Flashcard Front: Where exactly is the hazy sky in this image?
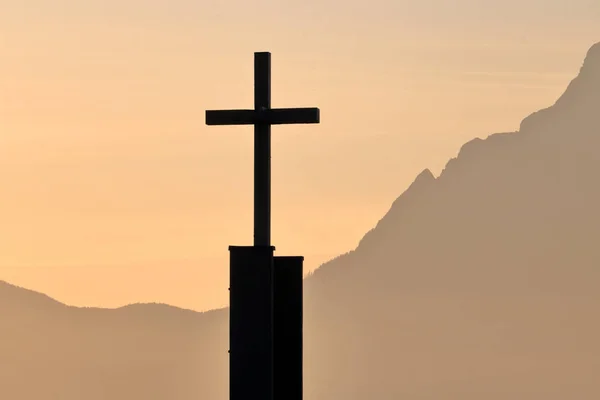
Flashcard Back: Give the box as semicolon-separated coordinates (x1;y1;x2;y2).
0;0;598;311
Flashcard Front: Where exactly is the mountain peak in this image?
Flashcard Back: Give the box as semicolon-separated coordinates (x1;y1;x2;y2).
581;41;600;72
382;168;436;218
411;168;436;187
354;168;436;252
519;41;600;135
557;41;600;101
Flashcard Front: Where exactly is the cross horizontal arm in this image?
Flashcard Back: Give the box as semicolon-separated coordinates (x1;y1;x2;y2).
267;108;320;125
206;110;256;125
206;108;320;126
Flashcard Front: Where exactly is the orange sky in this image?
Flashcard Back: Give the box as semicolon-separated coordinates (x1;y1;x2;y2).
0;0;598;311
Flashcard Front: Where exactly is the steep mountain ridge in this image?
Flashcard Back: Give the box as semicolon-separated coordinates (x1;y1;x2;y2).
309;41;600;298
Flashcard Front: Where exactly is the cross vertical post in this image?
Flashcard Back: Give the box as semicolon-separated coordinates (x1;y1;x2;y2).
254;52;271;247
205;51;320;400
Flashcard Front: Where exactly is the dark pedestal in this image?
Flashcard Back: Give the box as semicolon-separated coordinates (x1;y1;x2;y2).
229;246;275;400
273;256;304;400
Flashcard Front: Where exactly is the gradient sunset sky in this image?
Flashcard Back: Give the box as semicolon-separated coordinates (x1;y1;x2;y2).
1;0;598;311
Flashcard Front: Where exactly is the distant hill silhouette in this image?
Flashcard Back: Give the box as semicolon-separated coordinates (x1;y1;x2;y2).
2;42;600;399
0;280;229;399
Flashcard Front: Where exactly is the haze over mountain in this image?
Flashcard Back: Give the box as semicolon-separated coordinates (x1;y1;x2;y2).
2;42;600;399
4;0;597;311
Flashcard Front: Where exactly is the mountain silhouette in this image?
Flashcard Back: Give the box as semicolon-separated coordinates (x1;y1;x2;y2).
2;41;600;399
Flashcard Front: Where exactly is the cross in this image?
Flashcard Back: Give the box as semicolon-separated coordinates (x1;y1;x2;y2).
206;52;320;247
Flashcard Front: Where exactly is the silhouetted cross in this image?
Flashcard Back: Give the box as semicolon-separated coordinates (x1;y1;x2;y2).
206;52;320;247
